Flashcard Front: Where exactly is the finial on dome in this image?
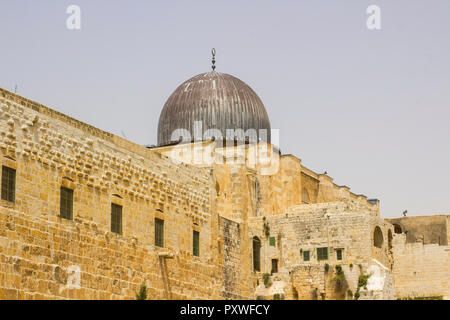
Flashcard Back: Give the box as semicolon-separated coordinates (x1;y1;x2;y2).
211;48;216;71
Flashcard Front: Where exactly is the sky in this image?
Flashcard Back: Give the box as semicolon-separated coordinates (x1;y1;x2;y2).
0;0;449;218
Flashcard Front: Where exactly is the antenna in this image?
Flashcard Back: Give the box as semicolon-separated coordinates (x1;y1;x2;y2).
14;84;18;94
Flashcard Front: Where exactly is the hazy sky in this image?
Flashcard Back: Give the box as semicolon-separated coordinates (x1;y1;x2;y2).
1;0;449;218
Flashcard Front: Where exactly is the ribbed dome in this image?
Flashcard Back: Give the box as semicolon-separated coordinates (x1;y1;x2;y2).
157;71;271;146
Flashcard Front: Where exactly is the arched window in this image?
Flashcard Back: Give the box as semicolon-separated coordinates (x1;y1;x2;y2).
373;226;384;248
393;224;402;234
253;237;261;272
302;188;310;204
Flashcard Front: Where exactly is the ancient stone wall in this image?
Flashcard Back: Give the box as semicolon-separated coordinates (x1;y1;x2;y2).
0;88;228;299
248;201;394;299
387;215;449;245
392;234;450;299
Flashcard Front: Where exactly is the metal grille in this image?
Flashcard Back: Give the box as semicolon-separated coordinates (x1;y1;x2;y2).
111;204;122;234
193;231;200;257
60;187;73;220
317;247;328;261
1;166;15;203
155;218;164;247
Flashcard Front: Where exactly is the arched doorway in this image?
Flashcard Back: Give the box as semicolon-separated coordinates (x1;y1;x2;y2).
253;237;261;272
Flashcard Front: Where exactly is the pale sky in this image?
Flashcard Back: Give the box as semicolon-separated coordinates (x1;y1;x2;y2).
1;0;449;218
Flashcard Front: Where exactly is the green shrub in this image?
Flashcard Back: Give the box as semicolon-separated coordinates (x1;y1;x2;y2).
347;289;353;298
135;282;147;300
263;273;272;288
358;274;370;290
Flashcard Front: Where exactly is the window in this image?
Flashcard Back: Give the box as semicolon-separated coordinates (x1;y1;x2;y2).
303;250;310;262
155;218;164;247
60;187;73;220
269;237;276;246
271;259;278;274
1;166;16;203
193;230;200;257
253;237;261;272
111;204;122;234
373;226;384;248
317;247;328;261
336;249;343;261
393;224;402;234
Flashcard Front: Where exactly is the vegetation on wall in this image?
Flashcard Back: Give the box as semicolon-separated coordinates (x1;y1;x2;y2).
263;273;272;288
354;273;371;300
135;282;148;300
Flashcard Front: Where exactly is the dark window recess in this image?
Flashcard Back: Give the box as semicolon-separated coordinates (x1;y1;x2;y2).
253;237;261;272
269;237;276;246
317;247;328;261
193;230;200;257
1;166;16;203
336;249;343;261
111;204;122;234
271;259;278;274
60;187;73;220
303;250;310;262
155;218;164;247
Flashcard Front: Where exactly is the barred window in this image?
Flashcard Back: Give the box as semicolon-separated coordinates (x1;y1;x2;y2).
111;204;122;234
155;218;164;247
336;249;343;261
1;166;16;203
60;187;73;220
193;230;200;257
317;247;328;261
303;250;310;262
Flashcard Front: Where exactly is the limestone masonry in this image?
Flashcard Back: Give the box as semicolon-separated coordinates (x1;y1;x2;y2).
0;70;448;300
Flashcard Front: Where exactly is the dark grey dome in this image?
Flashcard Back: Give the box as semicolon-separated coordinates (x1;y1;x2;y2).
157;71;271;146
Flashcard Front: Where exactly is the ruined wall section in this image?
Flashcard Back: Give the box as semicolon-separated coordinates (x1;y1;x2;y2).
0;88;226;299
248;201;394;299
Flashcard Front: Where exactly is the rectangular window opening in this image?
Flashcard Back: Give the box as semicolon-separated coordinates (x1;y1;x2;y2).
317;247;328;261
271;259;278;274
155;218;164;247
1;166;16;203
336;248;343;261
193;230;200;257
303;250;310;262
111;203;122;234
60;187;74;220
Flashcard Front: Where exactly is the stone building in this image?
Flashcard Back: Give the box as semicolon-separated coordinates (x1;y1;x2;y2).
0;67;448;300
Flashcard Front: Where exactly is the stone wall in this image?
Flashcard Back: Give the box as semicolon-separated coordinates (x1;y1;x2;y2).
392;234;450;299
248;201;394;299
0;87;230;299
387;215;449;245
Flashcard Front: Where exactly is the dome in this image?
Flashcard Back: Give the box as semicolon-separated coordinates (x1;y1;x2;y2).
157;71;271;146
